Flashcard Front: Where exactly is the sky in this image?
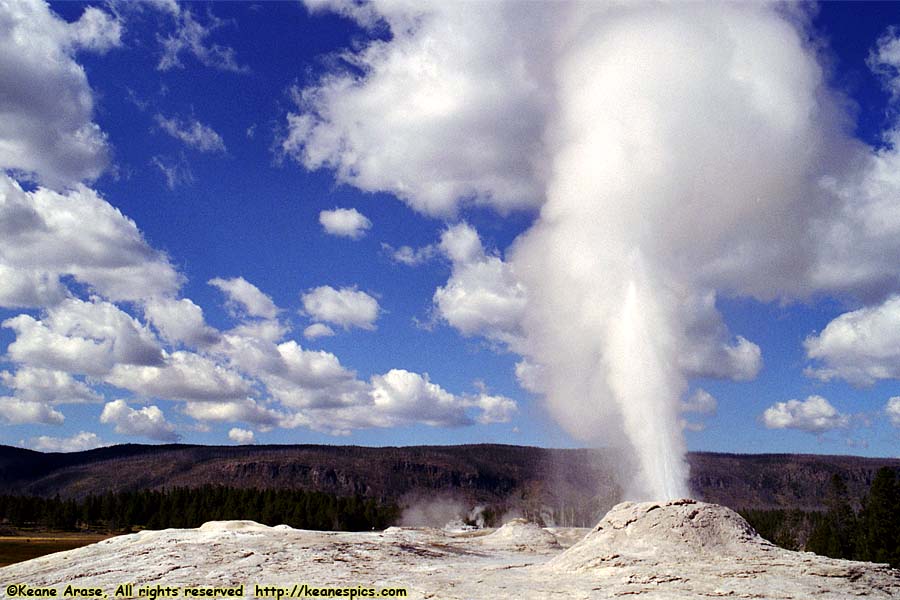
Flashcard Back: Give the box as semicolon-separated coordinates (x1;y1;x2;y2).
1;1;900;469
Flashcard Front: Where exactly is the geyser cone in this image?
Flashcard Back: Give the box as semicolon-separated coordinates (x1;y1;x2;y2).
549;499;771;572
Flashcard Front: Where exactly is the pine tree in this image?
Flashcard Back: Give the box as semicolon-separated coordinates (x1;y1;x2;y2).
858;467;899;566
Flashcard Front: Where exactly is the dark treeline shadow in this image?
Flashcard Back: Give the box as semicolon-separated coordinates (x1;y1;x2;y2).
741;466;900;568
0;486;400;533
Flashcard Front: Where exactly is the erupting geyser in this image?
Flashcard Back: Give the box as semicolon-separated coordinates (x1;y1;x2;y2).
509;3;842;500
289;1;877;501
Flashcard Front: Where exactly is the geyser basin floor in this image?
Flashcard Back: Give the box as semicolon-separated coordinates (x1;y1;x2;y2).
2;501;897;599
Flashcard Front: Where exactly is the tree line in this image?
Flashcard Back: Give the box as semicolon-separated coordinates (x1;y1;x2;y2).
0;486;400;532
741;466;900;567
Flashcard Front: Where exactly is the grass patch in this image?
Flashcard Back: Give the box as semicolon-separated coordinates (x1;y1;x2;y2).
0;532;114;568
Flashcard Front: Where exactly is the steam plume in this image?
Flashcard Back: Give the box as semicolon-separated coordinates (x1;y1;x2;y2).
289;2;889;499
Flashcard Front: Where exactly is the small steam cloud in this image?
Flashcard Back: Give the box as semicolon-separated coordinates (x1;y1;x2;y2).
289;2;900;500
399;497;471;529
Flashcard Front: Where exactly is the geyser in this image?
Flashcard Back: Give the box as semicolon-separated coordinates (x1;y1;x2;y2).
508;3;838;500
288;1;873;501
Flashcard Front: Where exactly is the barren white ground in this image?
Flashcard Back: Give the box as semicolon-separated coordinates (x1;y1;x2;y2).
2;500;898;599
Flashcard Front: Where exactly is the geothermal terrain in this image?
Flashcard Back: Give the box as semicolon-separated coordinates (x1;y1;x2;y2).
3;445;899;599
2;499;897;600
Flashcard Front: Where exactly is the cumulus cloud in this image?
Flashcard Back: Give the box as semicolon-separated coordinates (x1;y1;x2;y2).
468;390;518;425
157;6;247;73
283;1;552;216
369;369;471;427
258;340;366;409
279;369;517;434
319;207;372;239
4;298;163;376
680;389;717;416
0;0;118;187
100;399;179;441
183;399;282;428
209;276;280;320
228;427;254;444
0;396;64;425
679;389;717;433
68;6;122;53
805;296;900;385
886;397;900;427
214;323;515;434
143;297;220;347
382;243;436;267
433;223;525;347
105;350;252;402
0;367;101;404
30;431;104;452
762;396;850;434
155;114;226;153
301;285;379;331
0;176;182;303
226;319;289;344
303;323;335;340
367;370;516;428
869;27;900;103
0;265;66;309
678;293;762;382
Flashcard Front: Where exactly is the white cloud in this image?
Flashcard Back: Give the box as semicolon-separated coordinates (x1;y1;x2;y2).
4;298;163;376
183;399;282;428
513;359;544;394
30;431;105;453
805;296;900;385
678;292;762;382
0;176;183;303
100;399;179;441
680;420;706;433
0;396;64;425
227;319;289;344
209;276;279;320
319;207;372;239
762;396;850;434
368;369;517;428
157;7;247;73
143;297;220;347
215;324;515;434
284;2;551;216
228;427;254;444
678;389;717;434
105;350;252;402
0;367;101;404
68;6;122;53
433;223;525;346
151;154;194;189
155;114;226;153
886;397;900;427
301;285;379;331
0;0;117;187
382;243;436;267
680;389;717;416
0;265;66;309
303;323;335;340
370;369;471;427
262;340;365;409
869;27;900;103
468;391;517;425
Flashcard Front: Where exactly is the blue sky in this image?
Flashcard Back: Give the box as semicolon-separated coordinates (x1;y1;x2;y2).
2;1;900;466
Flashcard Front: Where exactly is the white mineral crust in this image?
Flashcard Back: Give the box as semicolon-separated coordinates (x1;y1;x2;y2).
2;500;898;599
